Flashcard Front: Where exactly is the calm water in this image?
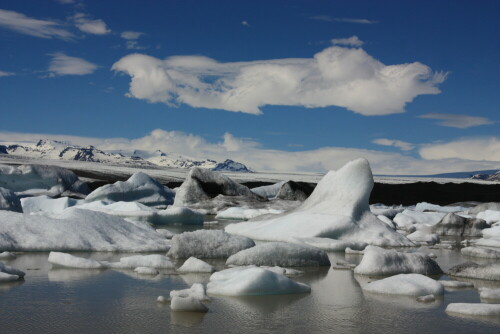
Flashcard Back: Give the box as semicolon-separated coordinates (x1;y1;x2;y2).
1;222;500;333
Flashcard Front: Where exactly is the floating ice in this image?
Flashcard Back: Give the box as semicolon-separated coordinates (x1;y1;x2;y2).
293;237;367;252
275;181;315;201
177;257;215;273
461;247;500;259
370;204;405;219
469;202;500;215
377;215;396;229
134;267;159;275
406;230;440;245
0;187;21;212
439;280;474;289
156;229;175;239
226;159;413;247
0;164;88;197
215;207;284;220
479;288;500;301
354;246;443;276
207;266;311;296
108;254;174;269
170;283;209;301
171;296;208;312
416;294;436;303
150;207;204;225
173;167;262;207
0;251;16;260
226;242;330;267
251;181;286;199
167;230;255;259
85;172;174;207
393;210;446;231
48;252;105;269
446;303;500;317
448;262;500;281
0;272;20;282
0;261;25;278
414;202;467;213
21;196;80;214
477;210;500;225
432;213;487;237
363;274;444;296
0;208;170;252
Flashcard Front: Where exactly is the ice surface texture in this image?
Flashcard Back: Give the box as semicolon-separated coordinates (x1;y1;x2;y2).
363;274;444;296
447;262;500;281
177;257;215;273
0;187;21;212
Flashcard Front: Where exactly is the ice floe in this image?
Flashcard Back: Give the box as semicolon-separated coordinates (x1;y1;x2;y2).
251;181;286;199
21;195;80;214
432;213;487;237
469;202;500;215
292;237;367;252
446;303;500;317
0;187;21;212
0;251;16;260
134;267;159;275
226;242;330;267
363;274;444;296
354;246;443;276
207;266;310;296
48;252;106;269
167;230;255;259
215;207;284;220
0;208;170;252
177;257;215;273
85;172;174;207
479;288;500;302
461;247;500;259
414;202;468;213
107;254;175;269
393;209;446;231
226;159;413;247
448;262;500;281
439;280;474;289
0;261;25;279
406;230;440;245
477;210;500;225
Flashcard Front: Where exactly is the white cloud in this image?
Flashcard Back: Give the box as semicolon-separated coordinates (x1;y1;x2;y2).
310;16;378;24
0;9;73;39
331;36;364;47
420;137;500;162
241;21;250;26
47;53;97;76
418;113;495;128
0;70;15;77
121;31;143;40
372;138;414;151
1;130;499;175
125;40;148;50
72;13;110;35
54;0;75;4
112;46;446;116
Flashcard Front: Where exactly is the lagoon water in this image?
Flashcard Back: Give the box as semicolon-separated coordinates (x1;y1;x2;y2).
1;222;500;334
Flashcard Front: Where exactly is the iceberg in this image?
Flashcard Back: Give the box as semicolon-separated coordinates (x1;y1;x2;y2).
206;266;311;296
0;261;25;279
432;213;487;237
0;164;88;197
363;274;444;296
177;257;215;273
354;246;443;276
477;210;500;225
0;187;21;212
479;288;500;302
85;172;175;207
461;247;500;259
225;159;413;247
439;280;474;289
226;242;330;267
0;208;170;252
167;230;255;259
21;196;80;214
251;181;286;199
447;262;500;281
48;252;106;269
170;283;209;301
393;210;446;231
446;303;500;317
171;296;209;313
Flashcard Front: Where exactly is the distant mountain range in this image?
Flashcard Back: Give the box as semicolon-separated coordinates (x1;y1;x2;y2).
0;139;252;172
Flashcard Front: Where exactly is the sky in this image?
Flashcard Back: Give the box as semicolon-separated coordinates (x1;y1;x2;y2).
0;0;499;174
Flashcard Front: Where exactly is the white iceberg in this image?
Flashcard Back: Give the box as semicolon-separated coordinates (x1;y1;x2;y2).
167;230;255;259
370;204;405;219
447;262;500;281
363;274;444;296
446;303;500;317
0;164;88;197
85;172;174;207
354;246;443;276
156;229;175;239
469;203;500;215
406;230;440;245
432;213;487;237
226;159;413;247
21;195;80;214
48;252;106;269
107;254;174;269
215;207;284;221
461;247;500;259
206;266;310;296
171;296;208;313
0;272;20;282
0;251;16;260
393;209;446;231
477;210;500;225
170;283;209;301
251;181;286;199
479;288;500;302
0;208;170;252
0;187;21;212
177;257;215;273
226;242;330;267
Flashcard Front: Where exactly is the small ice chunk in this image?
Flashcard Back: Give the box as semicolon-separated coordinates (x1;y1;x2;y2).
134;267;159;275
439;280;474;289
0;187;21;212
477;210;500;225
448;262;500;281
251;181;286;199
167;230;255;259
377;215;396;229
170;296;208;313
156;229;175;239
207;266;310;296
461;247;500;259
332;260;357;270
0;251;16;260
261;266;304;276
215;207;284;220
446;303;500;317
415;202;467;213
157;295;167;303
226;242;330;267
406;230;440;245
393;210;446;231
363;274;444;296
108;255;174;269
0;261;25;278
293;237;367;252
177;257;215;273
21;196;79;214
354;246;443;276
345;247;364;255
416;294;436;303
170;283;209;301
48;252;105;269
479;288;500;301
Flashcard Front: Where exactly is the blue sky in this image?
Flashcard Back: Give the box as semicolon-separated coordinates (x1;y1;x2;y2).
0;0;499;174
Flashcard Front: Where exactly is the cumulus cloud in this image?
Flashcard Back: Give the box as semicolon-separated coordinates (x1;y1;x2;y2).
331;36;363;47
72;13;110;35
121;31;143;40
372;138;414;151
419;113;495;128
0;9;73;39
112;46;446;115
47;53;97;76
1;130;499;175
0;70;15;77
310;16;378;24
420;137;500;162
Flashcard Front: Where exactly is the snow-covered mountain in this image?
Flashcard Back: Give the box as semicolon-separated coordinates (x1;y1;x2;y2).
471;170;500;181
0;140;252;172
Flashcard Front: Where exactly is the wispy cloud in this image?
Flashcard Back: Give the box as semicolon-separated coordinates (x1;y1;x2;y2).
47;53;97;76
420;137;500;162
310;15;378;24
331;36;364;47
418;113;495;128
72;13;110;35
120;30;147;49
1;130;499;175
112;46;446;116
54;0;75;4
0;70;15;77
121;31;143;40
372;138;415;151
0;9;73;39
241;21;250;27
